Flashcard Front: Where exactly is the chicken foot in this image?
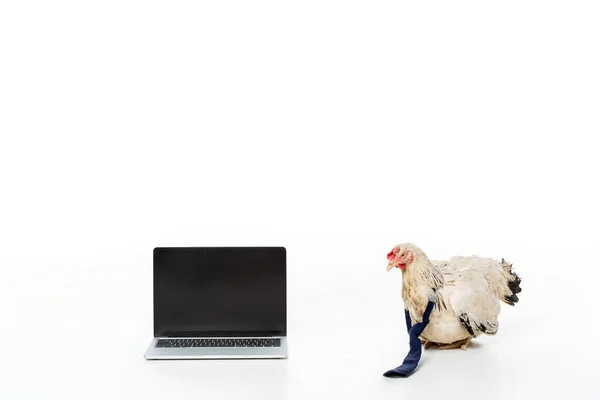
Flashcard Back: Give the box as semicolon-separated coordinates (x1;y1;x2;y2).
437;337;472;350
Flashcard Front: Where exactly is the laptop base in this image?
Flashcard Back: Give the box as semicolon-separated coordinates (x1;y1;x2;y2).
144;337;288;360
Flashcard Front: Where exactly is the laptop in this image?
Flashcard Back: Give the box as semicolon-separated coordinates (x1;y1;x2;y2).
144;247;288;359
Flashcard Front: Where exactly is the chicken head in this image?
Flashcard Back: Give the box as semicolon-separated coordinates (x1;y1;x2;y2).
387;244;415;271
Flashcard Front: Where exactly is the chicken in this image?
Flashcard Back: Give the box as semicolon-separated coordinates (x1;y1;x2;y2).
386;243;522;350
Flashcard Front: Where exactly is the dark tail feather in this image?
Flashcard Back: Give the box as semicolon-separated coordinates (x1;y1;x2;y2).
501;258;522;306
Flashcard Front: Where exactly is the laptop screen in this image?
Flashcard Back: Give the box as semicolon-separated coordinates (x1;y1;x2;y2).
153;247;286;337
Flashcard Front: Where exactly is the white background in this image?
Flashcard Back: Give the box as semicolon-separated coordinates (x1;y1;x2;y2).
1;1;599;399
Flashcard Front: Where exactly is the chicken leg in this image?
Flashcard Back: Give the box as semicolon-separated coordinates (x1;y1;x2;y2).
438;337;471;350
420;338;434;349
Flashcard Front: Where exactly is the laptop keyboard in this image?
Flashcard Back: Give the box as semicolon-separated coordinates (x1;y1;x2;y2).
156;338;281;348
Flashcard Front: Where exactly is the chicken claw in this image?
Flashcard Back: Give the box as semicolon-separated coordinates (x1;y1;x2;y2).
438;337;471;350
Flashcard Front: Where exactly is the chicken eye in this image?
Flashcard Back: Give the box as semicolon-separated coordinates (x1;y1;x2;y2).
400;252;405;257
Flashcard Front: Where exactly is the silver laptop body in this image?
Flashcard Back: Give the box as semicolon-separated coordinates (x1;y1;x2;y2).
144;247;288;360
144;337;288;359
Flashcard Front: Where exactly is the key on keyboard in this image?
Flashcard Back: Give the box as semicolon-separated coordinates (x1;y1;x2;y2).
156;338;281;348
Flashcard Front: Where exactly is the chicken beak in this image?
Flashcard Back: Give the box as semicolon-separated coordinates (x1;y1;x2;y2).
387;262;395;272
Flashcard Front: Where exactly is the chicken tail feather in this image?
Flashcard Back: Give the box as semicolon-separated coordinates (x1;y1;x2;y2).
500;258;522;306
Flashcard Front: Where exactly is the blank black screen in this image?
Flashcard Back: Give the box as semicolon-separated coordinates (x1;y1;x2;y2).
153;247;286;337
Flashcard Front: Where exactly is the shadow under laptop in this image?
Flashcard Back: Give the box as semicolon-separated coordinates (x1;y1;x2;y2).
141;359;289;399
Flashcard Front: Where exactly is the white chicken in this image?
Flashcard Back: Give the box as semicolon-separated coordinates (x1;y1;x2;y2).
386;243;522;350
